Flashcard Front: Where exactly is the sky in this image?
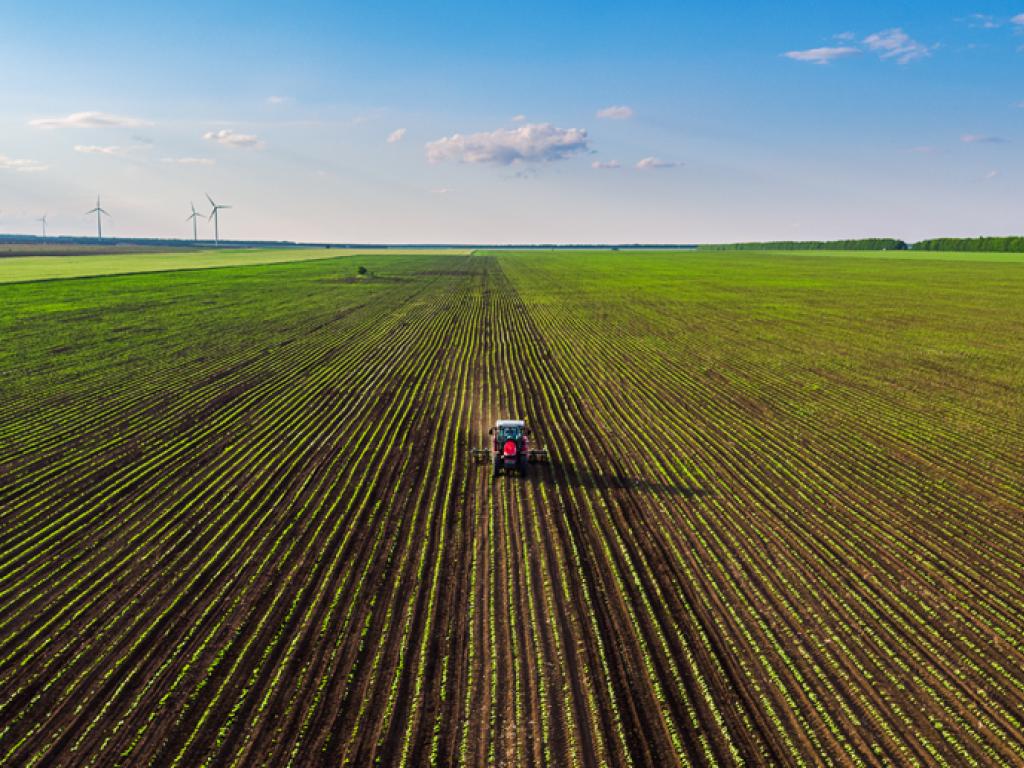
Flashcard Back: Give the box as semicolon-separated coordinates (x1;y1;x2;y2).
1;0;1022;244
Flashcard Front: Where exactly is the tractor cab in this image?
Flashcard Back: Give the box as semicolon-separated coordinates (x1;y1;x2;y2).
493;420;525;444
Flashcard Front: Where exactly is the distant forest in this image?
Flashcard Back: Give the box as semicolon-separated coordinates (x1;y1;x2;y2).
700;239;907;251
700;237;1024;252
911;237;1024;252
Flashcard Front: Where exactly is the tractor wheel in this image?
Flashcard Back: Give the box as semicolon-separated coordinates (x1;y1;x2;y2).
493;455;502;478
518;456;528;476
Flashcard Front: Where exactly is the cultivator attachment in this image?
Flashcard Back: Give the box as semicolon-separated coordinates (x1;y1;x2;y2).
470;448;490;463
527;449;548;463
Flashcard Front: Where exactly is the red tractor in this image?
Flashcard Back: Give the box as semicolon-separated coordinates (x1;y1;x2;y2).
471;419;548;477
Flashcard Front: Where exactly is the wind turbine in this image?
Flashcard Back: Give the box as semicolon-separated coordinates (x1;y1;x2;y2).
37;213;48;239
186;202;203;241
85;196;111;239
206;193;231;245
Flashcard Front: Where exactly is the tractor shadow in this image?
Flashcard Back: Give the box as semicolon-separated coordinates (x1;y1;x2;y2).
521;461;711;501
596;472;712;500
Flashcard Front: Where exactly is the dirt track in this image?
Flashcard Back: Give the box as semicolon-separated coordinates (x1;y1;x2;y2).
1;252;1022;766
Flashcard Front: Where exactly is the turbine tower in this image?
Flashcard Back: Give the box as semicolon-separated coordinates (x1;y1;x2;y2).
186;202;203;241
37;213;48;239
206;193;231;245
85;196;111;239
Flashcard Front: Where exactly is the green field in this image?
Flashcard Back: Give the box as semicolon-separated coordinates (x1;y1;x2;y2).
1;249;1022;766
0;247;470;284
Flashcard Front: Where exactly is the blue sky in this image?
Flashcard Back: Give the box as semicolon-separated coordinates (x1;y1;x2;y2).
1;0;1022;243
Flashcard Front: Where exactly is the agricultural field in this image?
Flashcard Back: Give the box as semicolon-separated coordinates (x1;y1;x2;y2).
0;247;466;284
0;243;203;258
1;249;1022;766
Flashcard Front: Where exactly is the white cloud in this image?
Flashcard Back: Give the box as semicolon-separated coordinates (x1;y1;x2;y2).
29;111;152;129
426;123;589;165
591;160;621;169
431;187;452;194
636;156;681;170
596;105;634;120
788;28;934;66
1013;13;1024;25
0;154;47;172
783;46;860;64
511;114;527;122
961;133;1007;143
74;145;125;155
202;129;266;149
985;170;1000;179
266;95;290;105
387;127;407;143
964;13;1000;29
863;29;934;63
161;157;216;165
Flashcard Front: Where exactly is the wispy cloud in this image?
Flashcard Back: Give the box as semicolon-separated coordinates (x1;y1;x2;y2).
863;28;934;63
350;112;379;125
161;157;216;165
426;123;589;166
29;111;153;129
74;145;126;155
596;105;634;120
387;127;407;144
266;95;290;105
431;187;452;194
787;28;934;66
961;133;1007;144
202;129;266;149
636;156;681;170
511;114;527;122
1013;13;1024;25
783;46;860;64
985;170;1000;179
909;145;935;154
963;13;1000;29
0;154;48;172
591;160;621;169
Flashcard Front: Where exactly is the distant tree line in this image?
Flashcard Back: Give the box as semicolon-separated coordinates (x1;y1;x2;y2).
911;237;1024;252
701;237;1024;252
699;239;908;251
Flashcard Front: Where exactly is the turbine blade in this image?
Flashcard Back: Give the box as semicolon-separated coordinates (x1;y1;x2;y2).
206;193;215;207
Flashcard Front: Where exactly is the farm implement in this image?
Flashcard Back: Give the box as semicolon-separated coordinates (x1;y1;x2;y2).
470;419;548;476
